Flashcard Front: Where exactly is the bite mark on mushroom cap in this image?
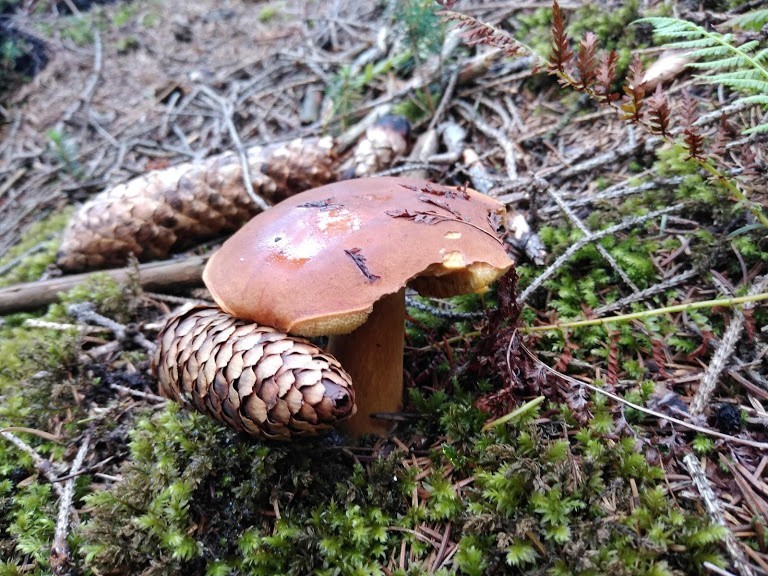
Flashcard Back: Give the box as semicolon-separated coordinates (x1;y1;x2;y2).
203;177;513;337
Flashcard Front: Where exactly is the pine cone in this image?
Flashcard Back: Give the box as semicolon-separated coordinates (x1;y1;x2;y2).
57;137;337;272
347;114;410;178
152;306;356;440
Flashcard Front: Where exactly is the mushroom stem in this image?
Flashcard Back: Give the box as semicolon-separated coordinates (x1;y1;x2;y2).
328;288;405;437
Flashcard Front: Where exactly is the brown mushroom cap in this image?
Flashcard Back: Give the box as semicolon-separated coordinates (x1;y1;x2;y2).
203;177;512;336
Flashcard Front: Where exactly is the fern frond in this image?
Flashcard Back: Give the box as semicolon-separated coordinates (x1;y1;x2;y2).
638;17;768;79
638;15;768;135
726;9;768;31
647;85;672;136
707;75;768;92
596;49;620;102
660;38;724;50
440;10;532;59
576;32;599;89
687;55;753;69
687;44;749;59
737;94;768;105
620;55;646;123
680;93;704;160
549;1;573;73
743;123;768;135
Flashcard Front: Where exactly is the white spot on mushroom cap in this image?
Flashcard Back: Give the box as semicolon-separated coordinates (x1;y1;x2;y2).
444;231;462;240
265;233;325;261
315;208;361;232
261;208;361;263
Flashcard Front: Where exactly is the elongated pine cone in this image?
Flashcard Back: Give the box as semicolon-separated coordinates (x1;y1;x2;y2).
152;306;356;440
57;137;336;272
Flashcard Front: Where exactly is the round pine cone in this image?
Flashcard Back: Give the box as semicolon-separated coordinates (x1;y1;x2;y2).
152;306;356;440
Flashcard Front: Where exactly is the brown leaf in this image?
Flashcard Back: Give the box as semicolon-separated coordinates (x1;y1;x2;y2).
386;208;446;225
416;193;465;218
576;32;599;89
596;49;620;102
620;54;646;123
647;84;672;137
344;247;381;283
549;1;573;73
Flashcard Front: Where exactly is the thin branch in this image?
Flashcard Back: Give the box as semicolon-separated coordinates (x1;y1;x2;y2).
690;275;768;416
594;269;699;315
539;177;686;215
0;430;63;497
61;32;103;126
50;432;91;576
455;100;518;182
527;291;768;333
68;302;155;352
428;68;460;132
683;453;756;576
516;340;768;450
198;86;270;211
546;184;641;293
406;295;485;320
110;384;167;403
0;254;208;315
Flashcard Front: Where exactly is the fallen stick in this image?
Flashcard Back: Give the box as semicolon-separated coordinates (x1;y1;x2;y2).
0;254;208;316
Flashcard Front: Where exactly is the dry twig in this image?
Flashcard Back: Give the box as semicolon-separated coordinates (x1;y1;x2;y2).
546;184;641;293
594;269;699;315
50;432;91;576
690;275;768;416
0;254;208;315
683;452;756;576
198;85;270;211
517;339;768;450
0;430;63;497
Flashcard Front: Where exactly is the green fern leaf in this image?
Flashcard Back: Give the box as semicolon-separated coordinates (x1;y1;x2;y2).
726;9;768;31
733;40;760;53
688;46;743;59
637;17;768;78
754;48;768;62
705;76;767;91
736;94;768;105
688;56;749;69
664;39;717;49
638;14;768;135
743;123;768;135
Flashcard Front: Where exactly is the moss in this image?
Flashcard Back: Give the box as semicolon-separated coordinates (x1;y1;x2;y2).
77;387;725;575
81;405;417;575
54;271;141;324
451;397;725;575
258;4;280;24
0;209;70;288
0;267;146;571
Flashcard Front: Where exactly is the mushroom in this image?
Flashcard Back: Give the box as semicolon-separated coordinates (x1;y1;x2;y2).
202;176;513;436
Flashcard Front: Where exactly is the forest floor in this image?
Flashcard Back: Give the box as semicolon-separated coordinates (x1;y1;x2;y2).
1;0;767;574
